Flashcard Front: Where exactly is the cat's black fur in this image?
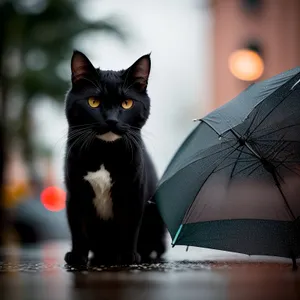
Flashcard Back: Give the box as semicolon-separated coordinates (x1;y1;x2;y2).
64;50;166;266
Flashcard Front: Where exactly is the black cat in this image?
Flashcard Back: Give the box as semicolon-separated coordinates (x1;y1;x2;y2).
64;50;166;266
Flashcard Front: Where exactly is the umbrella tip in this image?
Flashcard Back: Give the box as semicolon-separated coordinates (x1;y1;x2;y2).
193;119;201;122
292;256;298;271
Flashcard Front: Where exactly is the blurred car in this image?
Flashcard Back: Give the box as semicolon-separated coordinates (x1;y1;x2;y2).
4;180;69;244
12;196;70;244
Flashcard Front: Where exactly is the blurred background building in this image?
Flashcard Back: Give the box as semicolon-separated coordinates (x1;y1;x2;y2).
0;0;300;246
211;0;300;109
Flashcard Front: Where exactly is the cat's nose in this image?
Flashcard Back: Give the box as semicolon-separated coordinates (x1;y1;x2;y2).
106;118;118;128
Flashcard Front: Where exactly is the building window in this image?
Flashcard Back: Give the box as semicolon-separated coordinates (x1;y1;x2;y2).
240;0;263;14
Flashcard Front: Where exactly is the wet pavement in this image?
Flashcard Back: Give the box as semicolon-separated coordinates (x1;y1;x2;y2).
0;241;299;300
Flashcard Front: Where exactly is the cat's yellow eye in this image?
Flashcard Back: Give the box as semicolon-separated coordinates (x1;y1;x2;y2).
121;99;134;110
88;97;101;108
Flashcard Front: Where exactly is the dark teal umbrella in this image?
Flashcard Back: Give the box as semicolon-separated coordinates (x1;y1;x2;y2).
155;67;300;269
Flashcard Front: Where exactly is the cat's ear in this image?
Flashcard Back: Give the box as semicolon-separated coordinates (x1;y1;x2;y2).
125;54;151;91
71;50;96;84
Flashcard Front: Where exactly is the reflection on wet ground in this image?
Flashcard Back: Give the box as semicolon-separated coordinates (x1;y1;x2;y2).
0;241;299;300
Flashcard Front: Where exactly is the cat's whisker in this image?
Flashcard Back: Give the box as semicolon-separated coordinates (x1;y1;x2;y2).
69;123;98;129
125;135;138;174
128;130;144;145
65;132;85;181
126;131;145;177
55;129;86;149
84;130;95;151
141;131;156;140
131;131;155;147
66;135;83;158
127;125;141;131
65;132;89;148
124;135;134;165
80;130;97;155
66;130;90;161
77;130;91;156
53;134;68;148
123;82;136;94
68;128;94;137
55;128;90;153
54;127;77;143
88;132;97;149
79;130;96;155
128;125;156;141
57;127;69;135
79;76;101;93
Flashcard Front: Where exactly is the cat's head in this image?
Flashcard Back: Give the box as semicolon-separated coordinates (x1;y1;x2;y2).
65;50;151;142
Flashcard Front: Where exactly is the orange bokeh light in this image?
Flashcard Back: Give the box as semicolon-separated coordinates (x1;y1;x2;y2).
41;186;66;212
229;49;264;81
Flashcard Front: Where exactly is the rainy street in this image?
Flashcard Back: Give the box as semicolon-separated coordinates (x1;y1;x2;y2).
2;1;300;300
1;241;299;300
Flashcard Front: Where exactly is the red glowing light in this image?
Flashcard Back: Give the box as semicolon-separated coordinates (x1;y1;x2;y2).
41;186;66;212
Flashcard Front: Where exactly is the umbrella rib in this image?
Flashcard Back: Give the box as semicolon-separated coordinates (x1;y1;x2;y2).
199;119;221;136
274;158;300;164
281;164;300;177
247;87;295;136
231;160;261;177
230;129;262;159
271;171;296;220
182;146;241;226
252;123;300;140
185;143;234;164
165;142;237;181
213;150;252;173
261;140;293;168
256;139;300;144
246;163;262;177
272;152;295;168
264;139;288;161
159;143;237;188
269;142;292;161
274;155;299;164
214;160;242;173
249;137;296;219
172;224;183;246
215;146;258;173
229;143;258;159
229;147;244;180
225;132;260;160
233;72;300;140
243;103;263;137
215;157;258;173
251;138;294;166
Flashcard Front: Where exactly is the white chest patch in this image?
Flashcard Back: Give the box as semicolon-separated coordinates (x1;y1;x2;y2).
84;164;113;220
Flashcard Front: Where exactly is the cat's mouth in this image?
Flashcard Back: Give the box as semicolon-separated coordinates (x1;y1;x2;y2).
96;131;122;142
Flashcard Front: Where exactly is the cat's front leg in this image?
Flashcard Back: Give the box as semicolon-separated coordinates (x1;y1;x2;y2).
65;196;89;266
115;200;144;265
116;227;141;265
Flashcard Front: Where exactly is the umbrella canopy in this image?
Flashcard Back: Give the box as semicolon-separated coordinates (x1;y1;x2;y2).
155;67;300;261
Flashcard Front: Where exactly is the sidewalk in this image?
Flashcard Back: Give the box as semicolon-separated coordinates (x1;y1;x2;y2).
0;241;299;300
